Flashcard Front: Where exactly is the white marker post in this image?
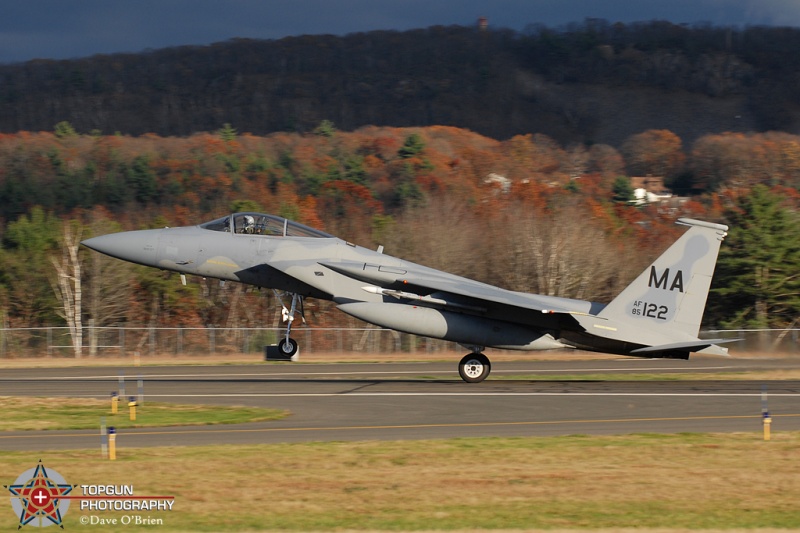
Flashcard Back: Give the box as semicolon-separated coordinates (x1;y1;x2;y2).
100;417;108;459
138;375;144;406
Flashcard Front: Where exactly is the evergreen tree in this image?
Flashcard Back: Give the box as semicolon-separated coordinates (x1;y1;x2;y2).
218;123;238;142
313;120;336;138
54;121;77;139
398;133;425;159
611;176;635;204
708;185;800;328
125;156;158;204
0;207;63;326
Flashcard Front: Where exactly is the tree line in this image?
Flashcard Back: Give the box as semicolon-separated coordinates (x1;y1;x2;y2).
3;21;800;146
0;123;798;357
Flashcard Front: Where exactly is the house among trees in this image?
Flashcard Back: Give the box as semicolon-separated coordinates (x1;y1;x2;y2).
630;175;672;205
483;173;512;194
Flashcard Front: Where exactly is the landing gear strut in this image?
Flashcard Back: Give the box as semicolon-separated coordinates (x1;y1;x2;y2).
458;351;491;383
274;290;304;358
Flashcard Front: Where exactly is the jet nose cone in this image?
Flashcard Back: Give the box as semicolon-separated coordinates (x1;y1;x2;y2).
81;229;161;266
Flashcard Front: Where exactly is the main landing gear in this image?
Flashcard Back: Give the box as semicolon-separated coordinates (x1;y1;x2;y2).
458;349;491;383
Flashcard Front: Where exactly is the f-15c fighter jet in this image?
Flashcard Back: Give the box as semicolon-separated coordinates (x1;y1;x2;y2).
82;214;732;382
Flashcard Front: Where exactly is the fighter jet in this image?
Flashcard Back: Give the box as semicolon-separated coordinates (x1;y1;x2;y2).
82;213;732;382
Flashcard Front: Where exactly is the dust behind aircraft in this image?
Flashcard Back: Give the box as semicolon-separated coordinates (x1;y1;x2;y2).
82;214;732;382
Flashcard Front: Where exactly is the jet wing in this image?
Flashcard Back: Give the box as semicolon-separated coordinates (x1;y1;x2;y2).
319;261;594;318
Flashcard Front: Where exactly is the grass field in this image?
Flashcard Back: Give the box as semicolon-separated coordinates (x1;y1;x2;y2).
2;433;799;531
3;354;799;531
0;396;287;431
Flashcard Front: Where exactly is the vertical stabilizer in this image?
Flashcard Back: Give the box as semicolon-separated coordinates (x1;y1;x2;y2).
598;218;728;337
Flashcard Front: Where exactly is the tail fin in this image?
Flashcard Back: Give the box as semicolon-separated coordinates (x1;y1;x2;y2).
598;218;728;338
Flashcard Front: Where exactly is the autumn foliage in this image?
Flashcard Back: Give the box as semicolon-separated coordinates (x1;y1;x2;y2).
0;124;798;334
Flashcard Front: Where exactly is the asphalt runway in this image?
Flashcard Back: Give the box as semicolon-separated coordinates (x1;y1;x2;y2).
2;356;800;450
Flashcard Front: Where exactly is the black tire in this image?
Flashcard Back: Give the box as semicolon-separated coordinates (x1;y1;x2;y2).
458;353;491;383
278;337;299;357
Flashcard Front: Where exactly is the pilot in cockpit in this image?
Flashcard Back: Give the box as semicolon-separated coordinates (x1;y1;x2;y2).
243;215;255;234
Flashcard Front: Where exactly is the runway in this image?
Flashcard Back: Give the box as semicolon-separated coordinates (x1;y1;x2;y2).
2;356;800;450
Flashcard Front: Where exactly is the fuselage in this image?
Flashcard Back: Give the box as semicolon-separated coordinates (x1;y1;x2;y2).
82;212;730;359
82;212;598;351
82;213;733;383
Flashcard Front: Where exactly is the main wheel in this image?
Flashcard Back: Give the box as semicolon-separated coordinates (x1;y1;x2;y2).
278;337;299;357
458;353;491;383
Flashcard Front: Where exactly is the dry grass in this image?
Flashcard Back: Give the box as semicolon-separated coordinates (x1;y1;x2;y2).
2;433;799;531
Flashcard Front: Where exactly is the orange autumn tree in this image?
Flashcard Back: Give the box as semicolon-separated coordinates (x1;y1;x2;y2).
621;129;685;181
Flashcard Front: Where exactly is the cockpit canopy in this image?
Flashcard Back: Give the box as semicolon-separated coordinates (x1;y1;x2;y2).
199;213;333;238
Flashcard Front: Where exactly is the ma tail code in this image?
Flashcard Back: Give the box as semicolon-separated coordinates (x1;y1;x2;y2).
648;267;684;292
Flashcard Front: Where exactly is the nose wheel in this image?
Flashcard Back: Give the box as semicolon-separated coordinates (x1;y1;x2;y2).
278;337;299;357
458;352;491;383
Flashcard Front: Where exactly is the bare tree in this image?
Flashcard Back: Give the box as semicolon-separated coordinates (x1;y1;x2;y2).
51;222;83;358
485;205;645;303
83;216;135;356
382;196;485;280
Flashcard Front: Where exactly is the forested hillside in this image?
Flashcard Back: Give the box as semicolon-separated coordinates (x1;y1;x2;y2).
2;20;800;146
0;123;798;341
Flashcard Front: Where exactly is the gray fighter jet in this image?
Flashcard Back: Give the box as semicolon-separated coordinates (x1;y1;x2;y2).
82;213;732;382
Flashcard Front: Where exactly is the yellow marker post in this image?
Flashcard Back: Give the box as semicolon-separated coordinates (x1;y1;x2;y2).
108;427;116;460
128;397;137;421
111;392;118;415
762;386;771;441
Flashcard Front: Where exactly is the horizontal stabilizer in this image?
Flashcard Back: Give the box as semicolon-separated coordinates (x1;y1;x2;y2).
630;338;738;357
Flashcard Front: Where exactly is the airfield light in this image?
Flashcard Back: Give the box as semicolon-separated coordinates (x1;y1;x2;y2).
108;427;117;461
128;397;138;421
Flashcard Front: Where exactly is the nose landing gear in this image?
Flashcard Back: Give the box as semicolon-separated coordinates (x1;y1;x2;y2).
274;290;304;358
277;336;299;357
